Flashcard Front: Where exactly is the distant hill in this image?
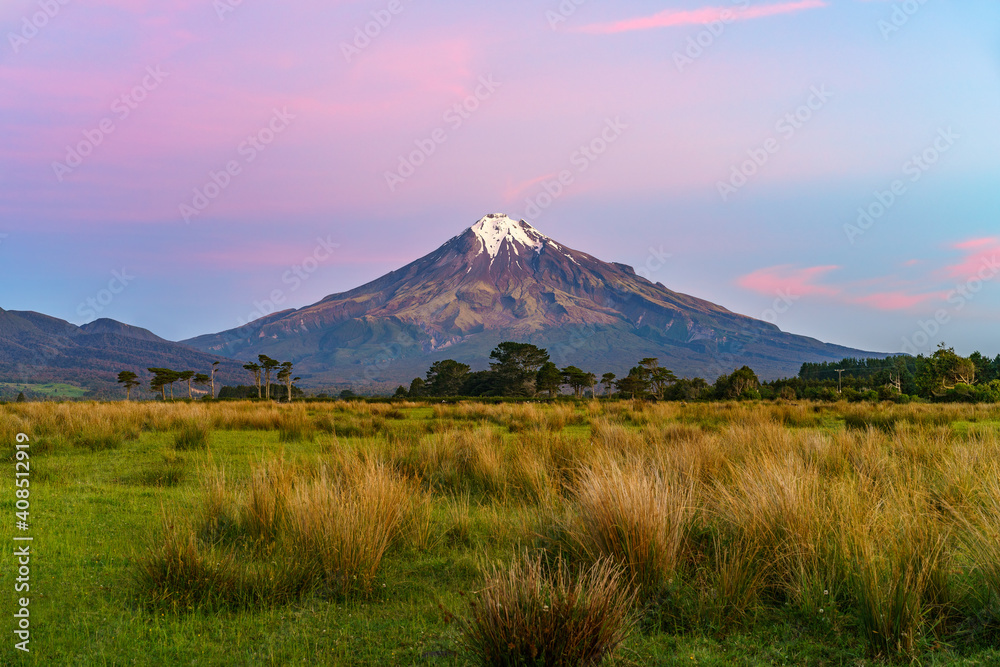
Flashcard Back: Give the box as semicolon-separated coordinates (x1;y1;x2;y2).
0;310;243;398
183;213;889;390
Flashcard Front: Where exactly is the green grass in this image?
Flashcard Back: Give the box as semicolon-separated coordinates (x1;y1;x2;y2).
5;400;1000;665
0;382;89;398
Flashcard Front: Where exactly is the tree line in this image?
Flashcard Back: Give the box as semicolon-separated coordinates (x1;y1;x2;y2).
116;363;222;401
113;341;1000;404
790;345;1000;403
396;341;1000;403
393;341;765;400
115;355;301;401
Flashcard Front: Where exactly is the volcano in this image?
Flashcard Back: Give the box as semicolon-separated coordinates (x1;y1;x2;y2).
183;214;883;388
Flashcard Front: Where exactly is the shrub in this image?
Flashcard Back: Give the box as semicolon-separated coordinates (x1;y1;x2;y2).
462;552;636;667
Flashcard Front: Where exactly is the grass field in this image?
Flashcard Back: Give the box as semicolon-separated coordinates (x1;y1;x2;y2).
0;383;90;399
4;399;1000;665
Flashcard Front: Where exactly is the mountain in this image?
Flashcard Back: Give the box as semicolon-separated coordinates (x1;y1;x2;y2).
183;214;886;389
0;310;243;398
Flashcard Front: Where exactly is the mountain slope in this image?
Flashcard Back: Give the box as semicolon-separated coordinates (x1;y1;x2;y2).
0;311;243;397
184;214;886;387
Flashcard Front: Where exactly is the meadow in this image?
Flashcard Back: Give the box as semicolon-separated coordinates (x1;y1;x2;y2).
4;399;1000;665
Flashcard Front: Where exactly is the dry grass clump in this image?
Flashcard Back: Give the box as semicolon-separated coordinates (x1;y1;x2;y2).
462;552;636;667
276;408;315;442
284;462;413;596
391;428;508;496
137;455;421;608
560;456;694;597
836;478;953;658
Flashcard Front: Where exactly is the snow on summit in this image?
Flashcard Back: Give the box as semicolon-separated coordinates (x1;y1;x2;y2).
471;214;546;259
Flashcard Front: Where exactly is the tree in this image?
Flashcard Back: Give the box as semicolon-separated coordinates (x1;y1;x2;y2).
177;370;195;399
666;377;709;401
601;373;616;397
562;366;592;398
461;370;498;397
536;362;563;397
639;358;677;399
117;371;140;401
194;373;212;398
148;368;178;400
277;361;297;402
408;377;427;398
715;366;760;399
210;361;220;398
489;342;549;396
917;345;977;395
147;368;180;400
393;386;408;398
426;360;471;397
149;371;167;401
258;355;280;400
616;368;647;399
243;362;262;399
16;391;26;403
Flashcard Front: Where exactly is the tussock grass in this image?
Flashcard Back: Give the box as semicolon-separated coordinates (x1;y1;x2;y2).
277;409;315;442
173;421;210;450
137;455;421;608
561;455;694;597
462;552;636;667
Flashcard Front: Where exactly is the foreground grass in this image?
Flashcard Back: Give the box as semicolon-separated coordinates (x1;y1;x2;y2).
3;400;1000;664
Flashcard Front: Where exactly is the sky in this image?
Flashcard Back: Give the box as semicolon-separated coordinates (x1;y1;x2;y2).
1;0;998;357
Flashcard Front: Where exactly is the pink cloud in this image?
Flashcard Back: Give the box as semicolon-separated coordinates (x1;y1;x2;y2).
954;237;997;250
738;265;950;312
943;237;1000;280
737;264;841;298
575;0;828;35
853;291;947;311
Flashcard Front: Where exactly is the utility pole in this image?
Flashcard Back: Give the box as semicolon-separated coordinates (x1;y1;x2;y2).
836;369;844;394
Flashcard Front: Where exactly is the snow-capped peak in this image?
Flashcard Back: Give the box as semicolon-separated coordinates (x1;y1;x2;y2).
470;214;547;259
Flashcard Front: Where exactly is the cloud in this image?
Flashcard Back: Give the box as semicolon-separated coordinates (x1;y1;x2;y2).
737;238;1000;314
944;237;1000;280
737;264;841;298
575;0;828;35
737;265;943;311
853;291;947;310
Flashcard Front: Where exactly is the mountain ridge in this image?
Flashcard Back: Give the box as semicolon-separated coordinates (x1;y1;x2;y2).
0;309;244;397
183;214;888;387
